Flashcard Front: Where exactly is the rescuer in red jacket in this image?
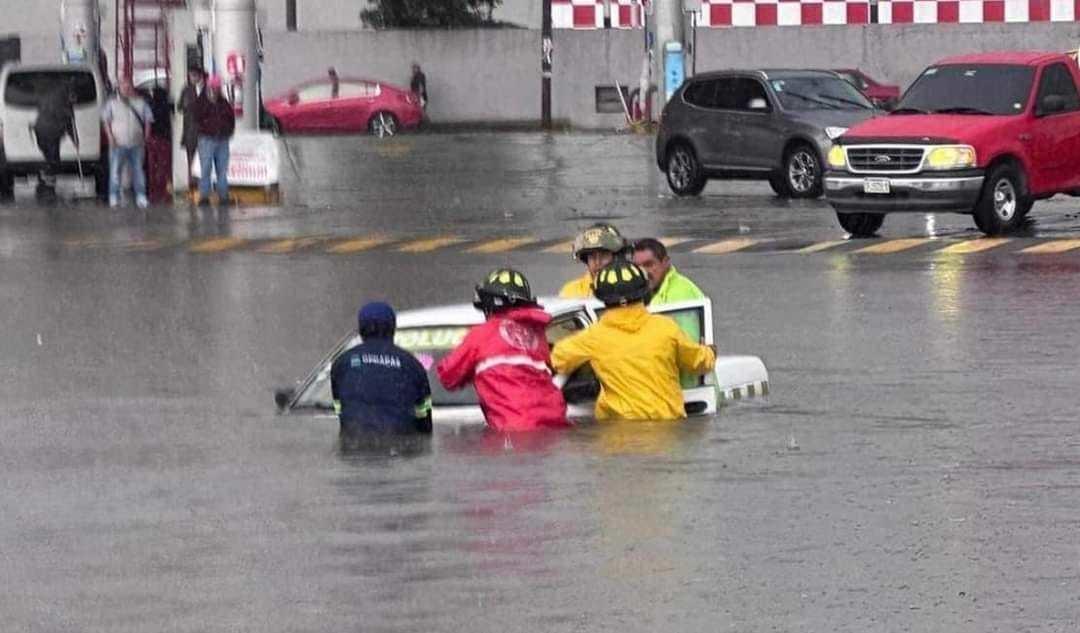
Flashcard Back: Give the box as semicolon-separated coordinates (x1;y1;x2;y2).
436;268;570;432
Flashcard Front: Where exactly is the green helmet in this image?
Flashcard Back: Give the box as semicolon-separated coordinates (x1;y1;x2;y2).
592;261;651;307
473;268;536;314
572;223;627;262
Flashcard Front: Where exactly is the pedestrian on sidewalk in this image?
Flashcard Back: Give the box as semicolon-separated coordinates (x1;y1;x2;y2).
328;67;340;99
101;78;153;208
33;82;78;202
410;63;427;109
177;66;205;193
145;85;173;205
192;75;235;207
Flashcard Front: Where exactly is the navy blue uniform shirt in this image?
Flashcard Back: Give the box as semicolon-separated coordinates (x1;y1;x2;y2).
330;339;432;434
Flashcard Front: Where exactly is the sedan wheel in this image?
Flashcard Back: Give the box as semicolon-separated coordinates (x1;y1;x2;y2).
785;145;823;198
369;112;399;138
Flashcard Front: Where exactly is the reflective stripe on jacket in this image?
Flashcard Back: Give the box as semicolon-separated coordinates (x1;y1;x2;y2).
436;307;569;432
550;303;715;421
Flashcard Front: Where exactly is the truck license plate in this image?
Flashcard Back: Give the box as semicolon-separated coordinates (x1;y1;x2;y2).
863;178;891;195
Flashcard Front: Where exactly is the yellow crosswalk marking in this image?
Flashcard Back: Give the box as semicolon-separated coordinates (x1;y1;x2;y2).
257;237;325;254
937;238;1010;255
397;236;464;253
693;238;757;254
124;239;165;251
467;237;538;254
1020;239;1080;254
543;239;576;254
657;236;693;247
855;238;931;255
189;237;246;253
326;236;394;254
796;240;847;254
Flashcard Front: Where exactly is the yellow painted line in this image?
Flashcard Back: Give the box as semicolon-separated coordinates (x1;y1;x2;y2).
937;238;1011;255
692;238;758;254
326;236;394;254
467;237;539;254
855;238;932;255
189;237;247;253
543;239;576;254
124;239;165;251
657;236;694;247
257;237;326;254
1020;239;1080;254
796;240;847;254
397;236;464;253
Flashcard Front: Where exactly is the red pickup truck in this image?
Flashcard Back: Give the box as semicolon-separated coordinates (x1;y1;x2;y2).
825;52;1080;236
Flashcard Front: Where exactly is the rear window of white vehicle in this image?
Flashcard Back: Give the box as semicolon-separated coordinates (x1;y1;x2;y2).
5;70;97;107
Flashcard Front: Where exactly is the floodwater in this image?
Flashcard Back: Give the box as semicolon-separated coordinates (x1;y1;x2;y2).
2;134;1079;632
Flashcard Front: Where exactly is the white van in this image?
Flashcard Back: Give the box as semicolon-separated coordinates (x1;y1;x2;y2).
0;63;106;196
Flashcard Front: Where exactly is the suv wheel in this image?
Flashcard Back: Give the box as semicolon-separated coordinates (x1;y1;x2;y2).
665;143;706;197
973;164;1029;235
837;211;884;237
783;144;823;199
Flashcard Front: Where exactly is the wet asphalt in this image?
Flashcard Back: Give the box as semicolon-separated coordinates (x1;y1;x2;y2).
2;133;1079;632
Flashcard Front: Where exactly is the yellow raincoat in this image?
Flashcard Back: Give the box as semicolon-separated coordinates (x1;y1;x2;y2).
558;272;594;299
551;303;716;421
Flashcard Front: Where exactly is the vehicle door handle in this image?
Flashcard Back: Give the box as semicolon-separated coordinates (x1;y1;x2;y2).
1018;133;1032;142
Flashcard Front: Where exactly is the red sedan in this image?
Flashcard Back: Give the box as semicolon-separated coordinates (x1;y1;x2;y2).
263;77;423;136
833;69;901;110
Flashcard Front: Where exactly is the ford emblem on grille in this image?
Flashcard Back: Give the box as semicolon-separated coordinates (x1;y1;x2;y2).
874;155;892;163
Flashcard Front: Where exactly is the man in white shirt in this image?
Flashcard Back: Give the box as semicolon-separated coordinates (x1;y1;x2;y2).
101;79;153;208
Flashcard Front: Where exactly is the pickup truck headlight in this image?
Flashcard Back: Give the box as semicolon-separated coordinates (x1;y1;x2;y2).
827;145;847;169
825;126;848;140
925;145;976;170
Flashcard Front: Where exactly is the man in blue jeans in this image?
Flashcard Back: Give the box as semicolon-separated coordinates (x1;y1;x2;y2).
193;75;235;206
101;78;153;208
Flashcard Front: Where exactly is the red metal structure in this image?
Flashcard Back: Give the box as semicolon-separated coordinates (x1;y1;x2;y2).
115;0;186;87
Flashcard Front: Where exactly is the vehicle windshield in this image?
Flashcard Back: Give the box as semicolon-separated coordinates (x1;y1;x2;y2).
770;75;875;111
4;70;97;107
292;325;476;410
893;64;1035;116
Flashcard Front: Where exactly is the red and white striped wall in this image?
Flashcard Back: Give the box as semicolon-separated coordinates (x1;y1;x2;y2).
552;0;1080;28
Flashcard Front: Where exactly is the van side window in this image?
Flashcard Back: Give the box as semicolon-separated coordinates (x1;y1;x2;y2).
4;71;97;107
1036;63;1080;114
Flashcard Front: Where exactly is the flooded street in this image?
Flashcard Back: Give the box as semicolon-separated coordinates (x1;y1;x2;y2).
2;134;1079;632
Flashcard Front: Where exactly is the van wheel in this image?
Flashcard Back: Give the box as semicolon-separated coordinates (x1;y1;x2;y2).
665;142;706;196
837;211;884;237
783;143;823;198
369;112;399;138
973;164;1028;235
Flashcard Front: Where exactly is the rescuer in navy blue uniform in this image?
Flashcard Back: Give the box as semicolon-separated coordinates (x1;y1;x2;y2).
330;302;433;435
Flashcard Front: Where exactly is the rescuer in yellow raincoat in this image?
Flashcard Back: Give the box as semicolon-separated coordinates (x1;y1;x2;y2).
551;261;716;421
558;223;629;299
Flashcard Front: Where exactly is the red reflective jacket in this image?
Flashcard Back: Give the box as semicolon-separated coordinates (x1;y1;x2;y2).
436;307;570;432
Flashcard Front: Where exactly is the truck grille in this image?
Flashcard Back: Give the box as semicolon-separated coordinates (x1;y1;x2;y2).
846;146;925;173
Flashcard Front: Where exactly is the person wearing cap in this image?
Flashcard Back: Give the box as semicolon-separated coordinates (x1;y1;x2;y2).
330;302;433;436
192;75;235;206
177;66;205;192
558;223;628;299
437;268;569;432
551;261;715;421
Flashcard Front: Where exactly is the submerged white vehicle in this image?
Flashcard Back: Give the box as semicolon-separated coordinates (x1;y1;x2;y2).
275;297;769;424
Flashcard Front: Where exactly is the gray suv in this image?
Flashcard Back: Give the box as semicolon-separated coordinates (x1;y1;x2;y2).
656;70;878;198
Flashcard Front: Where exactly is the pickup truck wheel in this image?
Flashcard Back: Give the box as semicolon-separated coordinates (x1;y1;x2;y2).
974;164;1028;235
836;211;884;237
784;144;823;199
665;142;706;196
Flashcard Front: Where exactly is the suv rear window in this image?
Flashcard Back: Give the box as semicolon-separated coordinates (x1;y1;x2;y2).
896;64;1035;115
4;70;97;107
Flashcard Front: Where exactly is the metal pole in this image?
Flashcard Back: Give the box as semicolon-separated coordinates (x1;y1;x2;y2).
541;0;552;130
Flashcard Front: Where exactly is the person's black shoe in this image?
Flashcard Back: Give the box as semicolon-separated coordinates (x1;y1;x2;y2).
197;197;212;207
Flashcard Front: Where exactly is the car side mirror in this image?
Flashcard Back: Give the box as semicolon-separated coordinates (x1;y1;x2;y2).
748;98;769;111
1039;94;1067;116
287;92;299;106
274;387;296;410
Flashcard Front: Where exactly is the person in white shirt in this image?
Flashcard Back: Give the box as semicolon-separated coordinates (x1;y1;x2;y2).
101;79;153;208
